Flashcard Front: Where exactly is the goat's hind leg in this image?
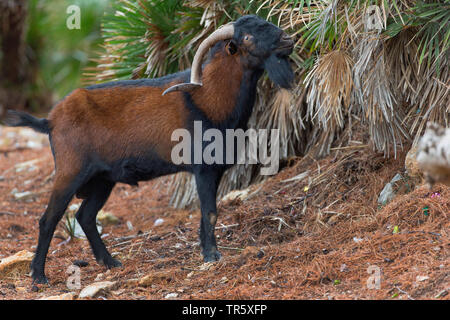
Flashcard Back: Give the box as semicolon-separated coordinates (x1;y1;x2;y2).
75;179;121;269
31;176;81;284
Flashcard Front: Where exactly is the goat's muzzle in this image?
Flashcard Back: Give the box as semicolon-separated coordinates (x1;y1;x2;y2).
276;33;294;54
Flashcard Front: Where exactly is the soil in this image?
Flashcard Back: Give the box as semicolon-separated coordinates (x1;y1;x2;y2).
0;125;448;300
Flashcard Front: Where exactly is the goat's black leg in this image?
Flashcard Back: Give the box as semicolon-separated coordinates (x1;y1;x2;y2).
194;168;224;262
75;179;121;269
31;181;79;284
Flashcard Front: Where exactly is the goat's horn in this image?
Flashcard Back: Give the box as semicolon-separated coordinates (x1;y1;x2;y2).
163;23;235;95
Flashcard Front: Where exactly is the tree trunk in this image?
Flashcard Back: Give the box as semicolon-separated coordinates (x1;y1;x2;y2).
0;0;29;118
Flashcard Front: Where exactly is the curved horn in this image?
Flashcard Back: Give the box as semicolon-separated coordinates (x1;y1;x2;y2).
163;23;235;95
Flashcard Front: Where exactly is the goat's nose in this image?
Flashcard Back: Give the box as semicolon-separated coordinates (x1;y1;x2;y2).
279;33;294;49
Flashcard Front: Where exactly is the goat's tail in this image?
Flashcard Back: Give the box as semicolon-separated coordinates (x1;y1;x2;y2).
4;110;50;134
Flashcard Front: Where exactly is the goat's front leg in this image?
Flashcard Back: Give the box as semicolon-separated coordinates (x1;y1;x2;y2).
194;168;224;262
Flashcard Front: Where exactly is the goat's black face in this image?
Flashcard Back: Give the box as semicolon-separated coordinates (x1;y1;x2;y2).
230;15;294;89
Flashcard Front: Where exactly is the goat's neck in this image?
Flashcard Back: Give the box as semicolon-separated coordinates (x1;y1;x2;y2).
191;55;261;128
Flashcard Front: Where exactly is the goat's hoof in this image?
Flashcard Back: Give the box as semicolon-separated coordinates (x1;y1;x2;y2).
98;257;122;269
32;273;49;285
203;250;222;262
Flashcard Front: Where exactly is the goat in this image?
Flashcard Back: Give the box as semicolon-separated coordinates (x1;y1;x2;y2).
5;15;294;284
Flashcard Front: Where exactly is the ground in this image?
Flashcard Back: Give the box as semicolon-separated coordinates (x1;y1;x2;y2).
0;125;448;300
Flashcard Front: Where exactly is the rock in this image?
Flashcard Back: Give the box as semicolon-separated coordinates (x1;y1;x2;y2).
97;210;120;226
353;237;363;243
111;289;125;296
221;189;250;203
65;217;102;239
68;204;80;212
39;292;76;300
405;146;423;185
139;271;172;287
126;221;133;231
0;250;34;279
164;293;178;299
199;262;214;271
340;264;349;272
417;122;450;186
377;173;407;205
94;273;104;282
416;275;429;282
79;281;117;299
435;289;448;299
13;191;35;201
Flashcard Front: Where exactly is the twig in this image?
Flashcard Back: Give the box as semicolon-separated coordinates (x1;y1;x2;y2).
0;147;28;153
113;231;152;242
0;211;15;216
181;266;199;272
406;230;441;237
274;181;297;195
258;216;295;231
217;245;244;251
281;193;314;209
215;223;239;230
330;144;368;151
394;285;414;300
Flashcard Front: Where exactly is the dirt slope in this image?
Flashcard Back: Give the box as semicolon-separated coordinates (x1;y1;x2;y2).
0;125;448;300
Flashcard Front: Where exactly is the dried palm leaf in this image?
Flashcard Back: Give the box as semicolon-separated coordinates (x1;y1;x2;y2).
304;50;353;155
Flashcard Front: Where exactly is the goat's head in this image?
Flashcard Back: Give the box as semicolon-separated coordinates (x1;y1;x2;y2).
163;15;294;95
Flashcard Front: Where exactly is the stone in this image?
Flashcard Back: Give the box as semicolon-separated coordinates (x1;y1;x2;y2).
377;173;406;205
405;146;423;185
39;292;76;300
94;273;104;282
65;217;102;239
97;210;120;226
13;191;35;201
416;275;429;282
0;250;34;279
164;293;178;299
221;189;250;203
417;122;450;186
139;271;172;287
79;281;117;299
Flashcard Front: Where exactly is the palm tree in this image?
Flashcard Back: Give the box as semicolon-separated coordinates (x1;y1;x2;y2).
0;0;29;117
87;0;449;208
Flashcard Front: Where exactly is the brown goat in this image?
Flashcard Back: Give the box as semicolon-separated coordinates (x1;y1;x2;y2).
5;15;294;284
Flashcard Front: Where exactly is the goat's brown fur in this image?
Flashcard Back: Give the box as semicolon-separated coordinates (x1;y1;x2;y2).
192;49;243;123
48;82;188;163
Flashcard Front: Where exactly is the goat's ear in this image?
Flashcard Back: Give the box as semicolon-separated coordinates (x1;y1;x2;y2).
225;40;237;55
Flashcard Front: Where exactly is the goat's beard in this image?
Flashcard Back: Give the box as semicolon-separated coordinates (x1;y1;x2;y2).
264;54;294;89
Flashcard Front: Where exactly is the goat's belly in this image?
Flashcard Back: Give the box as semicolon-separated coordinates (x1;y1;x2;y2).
108;156;186;185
